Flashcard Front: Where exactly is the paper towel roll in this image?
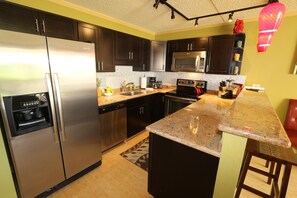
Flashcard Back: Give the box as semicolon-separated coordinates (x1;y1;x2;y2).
140;77;147;89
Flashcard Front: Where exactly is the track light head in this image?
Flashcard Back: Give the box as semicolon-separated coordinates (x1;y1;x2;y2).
153;0;160;9
171;9;175;19
194;18;198;27
228;12;234;22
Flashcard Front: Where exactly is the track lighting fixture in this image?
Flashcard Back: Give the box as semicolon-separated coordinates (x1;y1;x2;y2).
228;12;234;22
152;0;272;26
171;9;175;19
194;18;198;27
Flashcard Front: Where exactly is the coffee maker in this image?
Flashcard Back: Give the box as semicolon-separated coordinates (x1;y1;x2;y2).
147;77;156;88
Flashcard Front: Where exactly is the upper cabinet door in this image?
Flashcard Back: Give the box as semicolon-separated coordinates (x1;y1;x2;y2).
0;2;78;40
78;22;100;71
98;27;115;72
114;32;132;65
0;2;39;35
190;37;208;51
206;35;234;74
150;41;167;72
38;12;78;40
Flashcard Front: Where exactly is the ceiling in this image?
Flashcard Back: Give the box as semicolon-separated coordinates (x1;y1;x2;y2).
63;0;297;33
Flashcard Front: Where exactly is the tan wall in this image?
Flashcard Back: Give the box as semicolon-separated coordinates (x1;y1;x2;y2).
156;15;297;123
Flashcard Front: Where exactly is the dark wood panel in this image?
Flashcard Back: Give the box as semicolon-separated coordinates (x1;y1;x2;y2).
114;32;131;65
0;2;39;34
98;27;115;72
207;35;234;74
38;12;78;40
148;133;219;198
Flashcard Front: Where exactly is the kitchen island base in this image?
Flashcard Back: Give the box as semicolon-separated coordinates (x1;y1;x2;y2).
148;133;219;198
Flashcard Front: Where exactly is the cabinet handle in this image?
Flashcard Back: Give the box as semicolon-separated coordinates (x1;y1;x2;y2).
35;19;40;33
97;62;101;71
190;43;193;51
101;62;104;71
128;52;131;60
41;20;46;33
143;64;145;70
187;44;189;51
131;52;133;60
206;65;209;72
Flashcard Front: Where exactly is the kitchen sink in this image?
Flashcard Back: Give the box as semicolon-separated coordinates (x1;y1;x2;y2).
120;91;144;96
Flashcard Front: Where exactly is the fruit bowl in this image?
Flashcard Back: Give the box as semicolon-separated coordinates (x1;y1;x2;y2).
103;92;113;96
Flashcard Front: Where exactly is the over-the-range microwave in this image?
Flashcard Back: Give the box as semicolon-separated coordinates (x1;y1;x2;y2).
171;51;207;72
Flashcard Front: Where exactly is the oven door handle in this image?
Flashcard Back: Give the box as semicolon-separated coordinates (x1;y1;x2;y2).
165;94;197;103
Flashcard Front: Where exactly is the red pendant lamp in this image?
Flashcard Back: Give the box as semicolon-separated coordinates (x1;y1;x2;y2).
257;32;274;52
259;0;286;33
257;0;286;52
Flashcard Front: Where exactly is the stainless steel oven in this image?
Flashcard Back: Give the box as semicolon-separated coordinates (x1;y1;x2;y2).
165;79;207;116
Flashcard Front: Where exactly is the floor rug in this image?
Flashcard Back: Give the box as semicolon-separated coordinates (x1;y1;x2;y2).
120;137;149;172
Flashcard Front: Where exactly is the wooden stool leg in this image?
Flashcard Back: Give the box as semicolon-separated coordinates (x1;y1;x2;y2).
235;152;252;198
267;161;275;184
279;163;292;198
265;160;269;168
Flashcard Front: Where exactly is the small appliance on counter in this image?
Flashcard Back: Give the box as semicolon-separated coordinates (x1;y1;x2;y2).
156;81;163;89
147;77;156;88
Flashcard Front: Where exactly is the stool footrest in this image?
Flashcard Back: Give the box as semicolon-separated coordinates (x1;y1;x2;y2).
242;184;271;198
248;166;274;178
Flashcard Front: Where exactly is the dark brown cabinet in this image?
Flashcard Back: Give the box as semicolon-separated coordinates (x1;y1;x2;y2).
0;2;77;40
166;40;176;71
115;32;151;71
148;133;219;197
38;12;77;40
206;35;234;74
97;27;115;72
133;39;151;71
176;37;208;52
127;96;151;138
78;22;115;72
114;32;137;65
0;2;39;34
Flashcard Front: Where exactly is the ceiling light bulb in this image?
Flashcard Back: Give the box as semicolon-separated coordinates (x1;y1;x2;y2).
194;19;198;27
228;12;234;22
171;9;175;19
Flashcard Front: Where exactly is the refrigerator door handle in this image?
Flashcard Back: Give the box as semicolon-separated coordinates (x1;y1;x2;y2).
45;73;59;143
53;73;66;142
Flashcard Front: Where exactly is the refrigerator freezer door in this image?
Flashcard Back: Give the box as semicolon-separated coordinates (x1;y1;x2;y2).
0;30;65;197
0;30;49;96
46;37;101;178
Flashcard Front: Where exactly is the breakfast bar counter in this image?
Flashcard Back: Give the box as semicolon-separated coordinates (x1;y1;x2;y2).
146;90;292;198
146;93;234;157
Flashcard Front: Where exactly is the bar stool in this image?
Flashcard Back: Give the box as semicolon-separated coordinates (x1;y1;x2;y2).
235;140;297;198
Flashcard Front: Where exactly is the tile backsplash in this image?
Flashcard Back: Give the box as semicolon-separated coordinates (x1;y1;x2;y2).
97;66;246;91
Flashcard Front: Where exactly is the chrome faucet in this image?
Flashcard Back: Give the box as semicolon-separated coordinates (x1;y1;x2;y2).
121;81;135;92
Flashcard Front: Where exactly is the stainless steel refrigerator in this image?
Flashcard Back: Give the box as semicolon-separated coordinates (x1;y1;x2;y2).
0;29;101;198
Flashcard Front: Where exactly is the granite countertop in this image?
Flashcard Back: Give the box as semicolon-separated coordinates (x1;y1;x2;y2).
98;87;176;106
218;90;291;148
146;94;234;158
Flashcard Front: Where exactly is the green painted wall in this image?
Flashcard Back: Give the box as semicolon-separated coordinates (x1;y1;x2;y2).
0;128;17;197
156;15;297;123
